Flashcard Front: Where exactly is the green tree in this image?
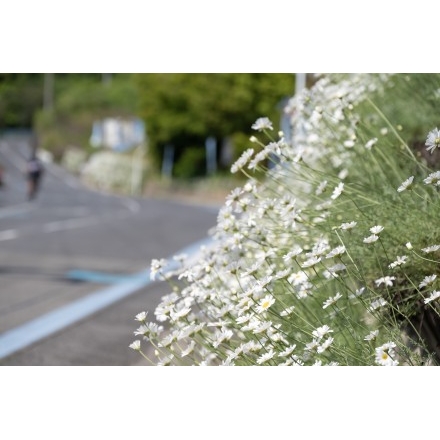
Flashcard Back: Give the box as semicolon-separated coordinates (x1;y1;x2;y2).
0;73;43;129
33;74;139;160
134;73;294;175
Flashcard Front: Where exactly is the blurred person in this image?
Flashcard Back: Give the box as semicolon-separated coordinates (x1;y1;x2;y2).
26;153;44;200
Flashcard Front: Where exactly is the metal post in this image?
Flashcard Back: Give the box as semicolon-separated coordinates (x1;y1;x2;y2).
43;73;54;112
295;73;307;143
161;144;174;178
102;73;112;85
131;143;145;195
205;136;217;175
295;73;306;96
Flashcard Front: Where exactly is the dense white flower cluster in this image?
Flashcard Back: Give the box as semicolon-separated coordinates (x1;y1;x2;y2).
131;74;440;366
81;151;135;192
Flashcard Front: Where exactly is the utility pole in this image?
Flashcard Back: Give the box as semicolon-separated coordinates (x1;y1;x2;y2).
43;73;54;112
294;73;307;147
295;73;306;96
102;73;112;85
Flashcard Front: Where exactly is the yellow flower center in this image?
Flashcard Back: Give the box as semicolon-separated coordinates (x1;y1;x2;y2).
262;301;270;309
381;352;389;360
435;137;440;145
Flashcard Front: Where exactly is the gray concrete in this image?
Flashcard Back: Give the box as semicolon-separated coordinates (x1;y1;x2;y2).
1;281;169;366
0;132;219;365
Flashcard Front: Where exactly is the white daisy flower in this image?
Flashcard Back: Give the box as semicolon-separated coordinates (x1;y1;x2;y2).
170;305;191;321
419;274;437;288
256;294;276;313
375;342;399;366
323;263;347;279
349;287;365;299
304;339;319;351
181;340;196;357
150;258;167;281
252;321;273;334
317;337;334;353
129;340;141;351
422;245;440;253
363;234;379;244
425;127;440;153
312;325;333;340
212;328;234;348
135;311;148;322
280;305;295;316
369;297;388;311
279;344;297;357
322;292;343;309
397;176;414;192
301;256;321;268
283;246;303;262
424;290;440;304
315;180;328;195
288;270;308;286
251;117;273;132
364;330;379;341
375;276;395;287
134;322;164;337
370;225;384;234
236;313;254;324
331;182;344;200
256;349;275;364
340;221;357;230
388;256;408;269
423;171;440;185
173;253;188;264
338;168;348;180
326;245;346;259
365;137;377;150
230;148;254;173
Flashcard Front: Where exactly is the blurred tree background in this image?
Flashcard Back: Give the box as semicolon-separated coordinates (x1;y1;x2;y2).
0;73;295;178
0;73;44;128
134;74;294;177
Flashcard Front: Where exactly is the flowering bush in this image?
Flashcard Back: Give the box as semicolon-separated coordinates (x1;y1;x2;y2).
81;151;136;193
131;74;440;366
61;146;87;174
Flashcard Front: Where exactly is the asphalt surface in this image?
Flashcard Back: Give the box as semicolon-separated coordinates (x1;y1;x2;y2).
0;132;219;365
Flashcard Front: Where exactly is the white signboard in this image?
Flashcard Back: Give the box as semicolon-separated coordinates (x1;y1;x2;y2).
90;118;145;152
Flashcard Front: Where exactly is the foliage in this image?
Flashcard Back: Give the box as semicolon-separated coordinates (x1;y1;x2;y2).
173;146;206;179
131;73;440;366
33;74;139;160
134;74;294;176
0;73;43;129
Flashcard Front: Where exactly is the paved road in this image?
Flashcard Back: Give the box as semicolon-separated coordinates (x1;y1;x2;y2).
0;132;219;365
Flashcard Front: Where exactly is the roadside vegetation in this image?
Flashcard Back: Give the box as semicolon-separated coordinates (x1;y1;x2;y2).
131;74;440;366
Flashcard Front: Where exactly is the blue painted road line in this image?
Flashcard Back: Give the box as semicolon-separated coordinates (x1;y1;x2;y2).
0;236;214;360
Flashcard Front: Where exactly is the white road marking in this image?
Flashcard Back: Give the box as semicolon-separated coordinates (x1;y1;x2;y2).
122;198;140;213
0;203;34;219
0;229;18;241
0;236;214;359
43;216;99;233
